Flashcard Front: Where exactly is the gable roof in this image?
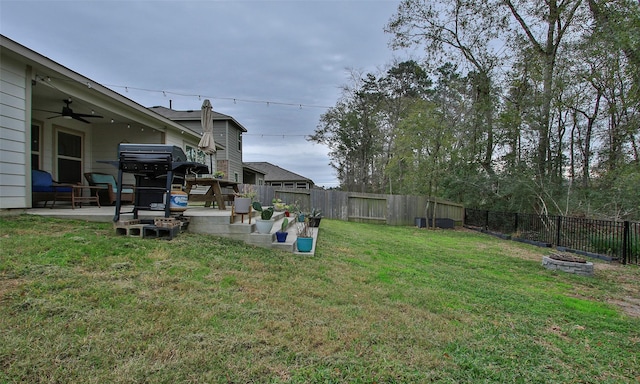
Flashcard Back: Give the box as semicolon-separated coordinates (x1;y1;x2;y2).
244;162;314;184
149;106;248;132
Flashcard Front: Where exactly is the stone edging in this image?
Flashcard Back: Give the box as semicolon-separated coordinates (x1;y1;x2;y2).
542;256;594;277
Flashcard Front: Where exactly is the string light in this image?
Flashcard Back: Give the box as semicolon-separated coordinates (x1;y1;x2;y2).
38;75;332;109
32;74;329;139
100;83;331;109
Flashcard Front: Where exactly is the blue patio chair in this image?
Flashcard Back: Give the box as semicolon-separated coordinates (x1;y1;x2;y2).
31;170;74;208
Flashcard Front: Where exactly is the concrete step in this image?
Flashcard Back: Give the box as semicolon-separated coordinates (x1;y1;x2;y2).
184;207;319;255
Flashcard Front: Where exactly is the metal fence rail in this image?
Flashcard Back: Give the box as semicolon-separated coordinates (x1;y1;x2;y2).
465;209;639;265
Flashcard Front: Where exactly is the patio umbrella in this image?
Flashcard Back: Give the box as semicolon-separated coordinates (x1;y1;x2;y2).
198;99;216;174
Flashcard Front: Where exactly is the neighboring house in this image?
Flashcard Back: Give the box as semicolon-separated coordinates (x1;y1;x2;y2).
0;35;205;210
242;163;267;185
243;162;314;189
149;106;247;183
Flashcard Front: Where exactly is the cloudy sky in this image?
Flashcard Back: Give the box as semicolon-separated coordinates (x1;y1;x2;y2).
1;0;415;188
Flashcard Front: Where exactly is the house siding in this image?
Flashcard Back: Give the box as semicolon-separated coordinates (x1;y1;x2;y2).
0;56;29;209
226;122;243;183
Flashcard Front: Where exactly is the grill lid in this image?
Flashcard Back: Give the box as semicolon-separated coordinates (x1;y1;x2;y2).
116;143;209;175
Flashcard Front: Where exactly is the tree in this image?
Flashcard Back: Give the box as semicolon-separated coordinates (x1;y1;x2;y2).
501;0;587;178
386;0;503;175
311;71;386;192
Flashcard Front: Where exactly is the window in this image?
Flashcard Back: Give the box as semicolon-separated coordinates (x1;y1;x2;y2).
31;122;41;170
56;130;82;183
185;145;206;164
238;131;242;151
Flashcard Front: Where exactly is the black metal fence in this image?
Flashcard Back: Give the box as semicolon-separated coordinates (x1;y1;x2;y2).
465;209;639;265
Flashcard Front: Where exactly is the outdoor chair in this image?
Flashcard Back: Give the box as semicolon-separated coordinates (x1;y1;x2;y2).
84;172;135;206
32;170;75;208
32;170;101;209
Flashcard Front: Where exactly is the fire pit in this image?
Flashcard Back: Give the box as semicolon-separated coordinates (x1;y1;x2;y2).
542;253;594;277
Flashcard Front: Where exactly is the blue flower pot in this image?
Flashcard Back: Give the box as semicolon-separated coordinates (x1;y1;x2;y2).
276;231;288;243
296;237;313;252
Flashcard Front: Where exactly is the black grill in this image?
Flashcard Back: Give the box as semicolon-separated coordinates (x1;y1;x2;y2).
114;144;208;221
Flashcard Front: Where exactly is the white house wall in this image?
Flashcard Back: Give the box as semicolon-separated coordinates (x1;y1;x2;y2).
0;55;29;209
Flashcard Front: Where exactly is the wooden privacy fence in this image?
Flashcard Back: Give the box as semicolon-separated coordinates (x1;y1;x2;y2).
246;185;465;227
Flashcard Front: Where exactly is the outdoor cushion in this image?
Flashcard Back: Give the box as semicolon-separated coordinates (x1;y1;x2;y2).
32;170;72;193
91;173;133;193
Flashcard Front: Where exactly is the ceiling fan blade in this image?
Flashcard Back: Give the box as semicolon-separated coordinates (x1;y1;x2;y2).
46;115;62;119
74;113;104;118
72;115;91;124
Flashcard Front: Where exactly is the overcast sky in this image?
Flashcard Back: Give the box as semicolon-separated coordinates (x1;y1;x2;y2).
1;0;415;188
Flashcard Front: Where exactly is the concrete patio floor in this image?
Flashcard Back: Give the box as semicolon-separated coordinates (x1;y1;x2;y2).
25;204;233;223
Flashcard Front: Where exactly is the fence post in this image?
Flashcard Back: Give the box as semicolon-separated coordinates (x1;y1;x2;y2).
485;210;489;231
622;221;629;265
555;216;562;247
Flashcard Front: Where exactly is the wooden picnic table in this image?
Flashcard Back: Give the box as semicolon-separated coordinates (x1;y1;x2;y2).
184;178;239;210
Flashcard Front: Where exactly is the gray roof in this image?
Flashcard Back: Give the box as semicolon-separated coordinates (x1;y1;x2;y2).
149;106;248;132
244;162;314;184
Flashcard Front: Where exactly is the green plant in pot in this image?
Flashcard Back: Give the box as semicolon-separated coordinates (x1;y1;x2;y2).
252;201;275;234
276;217;289;242
287;201;300;219
308;208;322;227
272;198;286;211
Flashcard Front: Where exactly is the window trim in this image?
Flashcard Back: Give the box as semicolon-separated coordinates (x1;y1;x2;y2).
54;126;84;183
31;121;42;170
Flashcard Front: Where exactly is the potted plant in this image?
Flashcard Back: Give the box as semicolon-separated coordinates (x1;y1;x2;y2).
308;208;322;227
213;170;225;179
286;200;300;218
252;201;274;234
296;218;313;252
276;218;289;242
272;198;286;211
234;184;256;214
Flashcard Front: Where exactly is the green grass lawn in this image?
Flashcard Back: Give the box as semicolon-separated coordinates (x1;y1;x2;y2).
1;215;639;383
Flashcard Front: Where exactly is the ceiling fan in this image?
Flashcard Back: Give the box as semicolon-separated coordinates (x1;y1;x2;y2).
41;99;103;124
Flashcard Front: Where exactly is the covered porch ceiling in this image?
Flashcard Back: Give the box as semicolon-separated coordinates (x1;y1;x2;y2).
30;73;181;133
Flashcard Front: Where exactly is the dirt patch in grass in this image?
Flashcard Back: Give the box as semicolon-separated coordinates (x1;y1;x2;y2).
609;297;640;318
